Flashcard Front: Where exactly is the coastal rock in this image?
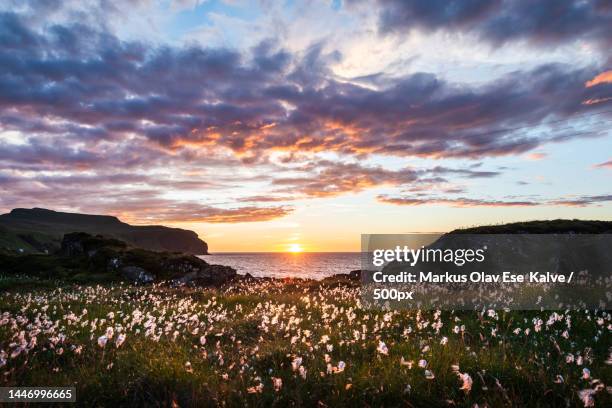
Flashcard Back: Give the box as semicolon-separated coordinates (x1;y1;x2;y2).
58;232;235;285
120;266;154;284
206;264;237;285
161;257;203;275
349;270;362;280
324;269;364;282
172;264;237;286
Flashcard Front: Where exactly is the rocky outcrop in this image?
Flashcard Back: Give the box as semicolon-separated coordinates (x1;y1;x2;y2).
57;233;235;286
320;270;364;287
120;266;154;284
324;269;363;281
172;264;237;287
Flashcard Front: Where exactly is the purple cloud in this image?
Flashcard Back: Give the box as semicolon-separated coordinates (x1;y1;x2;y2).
378;194;612;207
355;0;612;49
1;12;610;166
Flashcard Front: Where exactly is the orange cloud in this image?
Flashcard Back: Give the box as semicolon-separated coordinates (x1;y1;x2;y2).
526;152;547;161
585;70;612;87
92;201;294;224
273;161;420;198
191;206;293;223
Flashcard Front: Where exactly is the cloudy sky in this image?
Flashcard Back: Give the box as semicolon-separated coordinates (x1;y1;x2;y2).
0;0;610;251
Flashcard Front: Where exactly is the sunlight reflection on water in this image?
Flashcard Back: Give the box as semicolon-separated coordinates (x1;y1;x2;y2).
198;252;361;279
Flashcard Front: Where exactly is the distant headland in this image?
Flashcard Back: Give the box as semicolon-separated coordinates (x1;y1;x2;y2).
0;208;208;255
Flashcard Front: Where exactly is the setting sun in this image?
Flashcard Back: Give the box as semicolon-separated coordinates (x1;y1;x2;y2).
288;243;303;253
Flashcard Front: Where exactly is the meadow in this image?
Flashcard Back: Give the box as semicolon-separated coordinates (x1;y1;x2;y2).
0;276;610;407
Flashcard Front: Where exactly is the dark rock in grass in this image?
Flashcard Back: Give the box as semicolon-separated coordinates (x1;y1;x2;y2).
172;264;237;287
324;269;364;282
120;266;154;284
206;264;237;285
319;270;369;288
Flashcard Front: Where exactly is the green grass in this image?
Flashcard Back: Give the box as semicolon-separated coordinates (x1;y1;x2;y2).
451;219;612;234
0;279;610;407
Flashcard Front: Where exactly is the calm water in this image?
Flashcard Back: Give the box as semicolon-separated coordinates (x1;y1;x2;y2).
198;252;361;279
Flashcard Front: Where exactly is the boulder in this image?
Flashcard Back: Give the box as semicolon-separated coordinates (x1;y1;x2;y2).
120;266;154;284
172;264;236;286
349;270;362;280
324;269;364;282
206;264;237;285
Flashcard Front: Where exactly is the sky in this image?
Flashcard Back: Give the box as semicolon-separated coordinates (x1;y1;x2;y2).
0;0;610;252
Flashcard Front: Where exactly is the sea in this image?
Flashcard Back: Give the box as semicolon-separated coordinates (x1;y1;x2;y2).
198;252;362;279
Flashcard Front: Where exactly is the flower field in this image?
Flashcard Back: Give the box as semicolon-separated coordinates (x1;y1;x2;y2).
1;277;611;407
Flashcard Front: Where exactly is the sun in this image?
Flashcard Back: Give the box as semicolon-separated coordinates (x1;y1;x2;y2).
288;243;303;253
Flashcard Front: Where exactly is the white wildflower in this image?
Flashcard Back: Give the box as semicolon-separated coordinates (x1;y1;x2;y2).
458;373;472;393
97;335;108;348
272;377;282;392
115;333;126;348
377;341;389;355
582;368;591;380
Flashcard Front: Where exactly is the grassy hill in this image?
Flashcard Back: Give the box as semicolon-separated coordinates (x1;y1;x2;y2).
450;219;612;234
0;208;208;254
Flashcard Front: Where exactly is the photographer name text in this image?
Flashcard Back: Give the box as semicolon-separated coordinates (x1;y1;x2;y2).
372;271;575;284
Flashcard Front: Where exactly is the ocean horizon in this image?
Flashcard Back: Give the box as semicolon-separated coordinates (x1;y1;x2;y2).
199;252;362;279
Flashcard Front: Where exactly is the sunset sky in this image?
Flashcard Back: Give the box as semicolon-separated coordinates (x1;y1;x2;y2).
0;0;611;252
